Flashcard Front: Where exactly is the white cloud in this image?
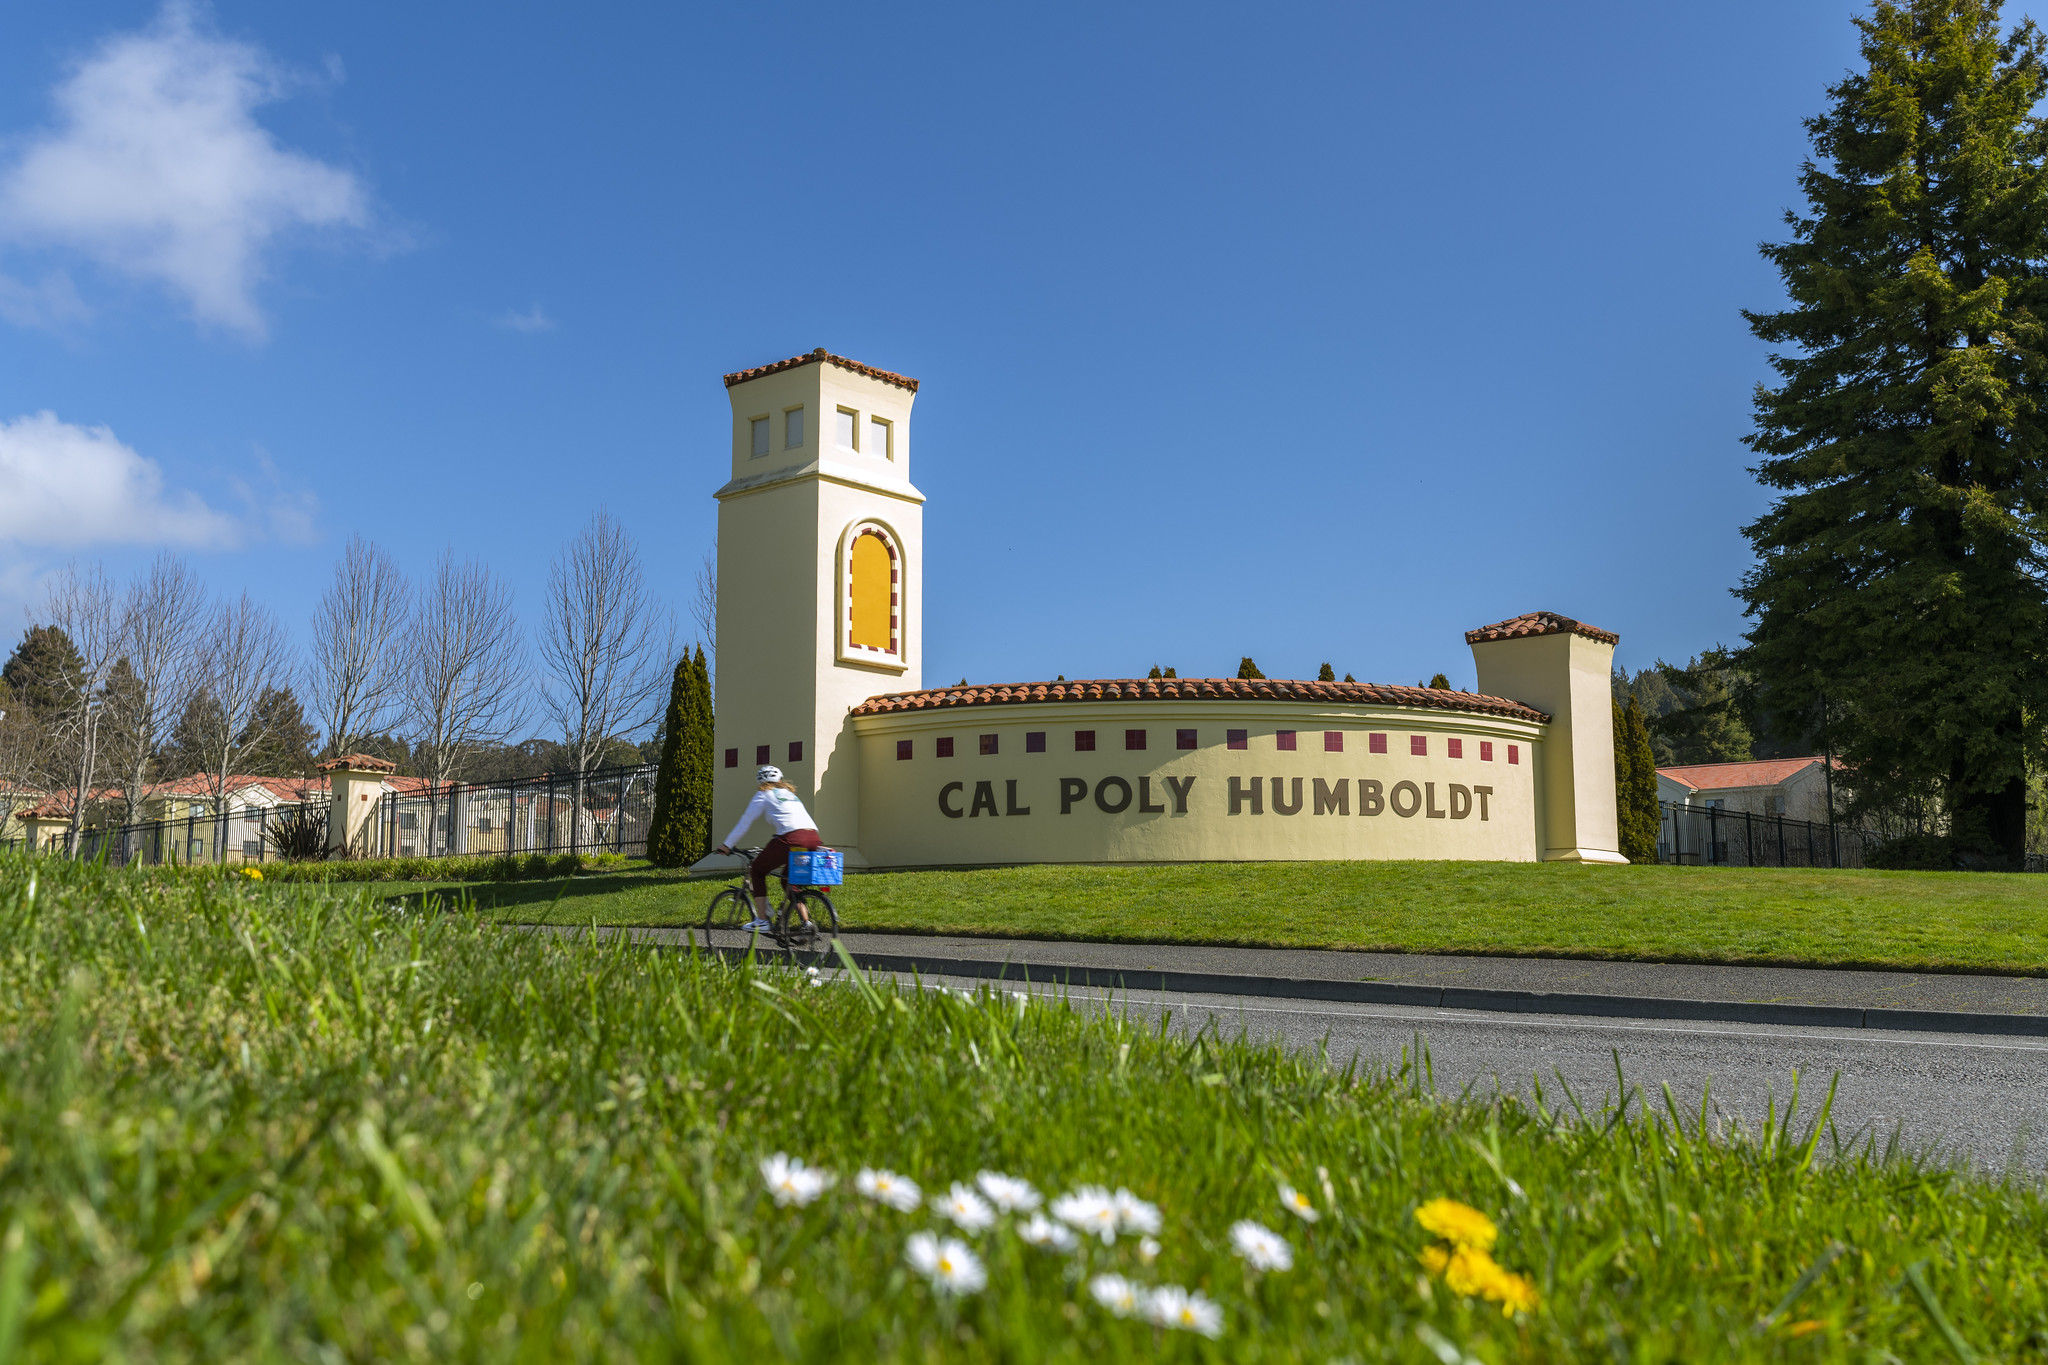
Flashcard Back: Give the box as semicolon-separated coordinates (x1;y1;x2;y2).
0;2;369;339
0;410;240;549
496;304;555;334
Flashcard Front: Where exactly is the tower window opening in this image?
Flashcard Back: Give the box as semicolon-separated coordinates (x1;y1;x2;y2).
869;416;892;459
848;528;898;653
785;406;804;449
836;407;858;450
750;416;769;457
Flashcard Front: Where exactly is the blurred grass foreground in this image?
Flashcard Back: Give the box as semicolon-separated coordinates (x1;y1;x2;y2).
2;855;2045;1361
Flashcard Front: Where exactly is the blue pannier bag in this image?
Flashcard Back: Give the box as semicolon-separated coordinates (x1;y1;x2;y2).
786;848;843;886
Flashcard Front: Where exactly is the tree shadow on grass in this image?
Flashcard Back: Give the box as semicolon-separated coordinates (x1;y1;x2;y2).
390;869;713;924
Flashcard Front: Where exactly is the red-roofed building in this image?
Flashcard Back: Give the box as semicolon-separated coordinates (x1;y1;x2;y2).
1656;757;1837;824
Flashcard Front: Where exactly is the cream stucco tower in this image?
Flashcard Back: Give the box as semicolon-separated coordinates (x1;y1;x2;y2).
709;349;923;867
1466;612;1626;864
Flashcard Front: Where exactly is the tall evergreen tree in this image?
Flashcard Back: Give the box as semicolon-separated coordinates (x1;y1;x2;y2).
1317;662;1336;681
1742;0;2048;860
1613;697;1661;862
1236;657;1264;680
647;647;713;868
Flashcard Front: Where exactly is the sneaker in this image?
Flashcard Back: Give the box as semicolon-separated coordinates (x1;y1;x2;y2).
740;917;772;931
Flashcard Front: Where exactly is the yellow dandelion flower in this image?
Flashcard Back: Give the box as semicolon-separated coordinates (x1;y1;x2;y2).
1441;1245;1500;1299
241;867;263;880
1418;1245;1449;1276
1489;1269;1540;1317
1415;1198;1497;1252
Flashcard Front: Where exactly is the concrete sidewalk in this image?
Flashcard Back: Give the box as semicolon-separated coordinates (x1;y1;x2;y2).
577;925;2048;1034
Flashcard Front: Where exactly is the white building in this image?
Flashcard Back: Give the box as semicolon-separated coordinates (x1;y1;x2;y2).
1655;757;1837;825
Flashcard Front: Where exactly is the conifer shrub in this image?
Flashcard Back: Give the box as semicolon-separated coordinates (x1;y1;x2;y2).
648;649;714;868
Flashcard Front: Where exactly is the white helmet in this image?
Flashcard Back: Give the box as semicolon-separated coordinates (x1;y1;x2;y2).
756;765;783;783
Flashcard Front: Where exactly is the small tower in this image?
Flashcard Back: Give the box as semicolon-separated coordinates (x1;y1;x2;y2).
710;349;924;866
1466;612;1626;863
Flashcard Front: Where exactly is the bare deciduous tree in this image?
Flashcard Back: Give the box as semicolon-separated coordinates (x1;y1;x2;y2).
307;534;409;760
539;511;675;835
692;550;716;688
398;551;526;850
30;565;124;853
191;593;295;814
110;553;205;823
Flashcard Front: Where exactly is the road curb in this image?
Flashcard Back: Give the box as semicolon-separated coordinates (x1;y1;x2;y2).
670;938;2048;1039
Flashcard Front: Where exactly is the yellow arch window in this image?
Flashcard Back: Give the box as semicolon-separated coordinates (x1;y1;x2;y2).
848;529;896;652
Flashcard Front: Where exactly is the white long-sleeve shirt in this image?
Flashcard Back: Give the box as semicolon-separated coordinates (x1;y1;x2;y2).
723;786;818;849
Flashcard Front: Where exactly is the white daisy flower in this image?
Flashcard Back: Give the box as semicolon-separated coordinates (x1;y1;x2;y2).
1276;1182;1321;1223
1146;1284;1224;1337
975;1170;1042;1213
1228;1219;1293;1272
1088;1272;1144;1318
1017;1214;1079;1252
1111;1187;1162;1236
932;1181;997;1232
1138;1236;1161;1264
1053;1186;1120;1244
854;1167;922;1213
759;1153;832;1207
906;1231;986;1295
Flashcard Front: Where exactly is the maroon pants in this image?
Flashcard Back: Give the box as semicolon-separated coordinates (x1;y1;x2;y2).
751;829;822;896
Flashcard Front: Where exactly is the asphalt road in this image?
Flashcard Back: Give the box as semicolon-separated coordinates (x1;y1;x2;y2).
905;973;2048;1174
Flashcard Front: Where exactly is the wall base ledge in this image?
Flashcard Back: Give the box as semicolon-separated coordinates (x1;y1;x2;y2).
1542;847;1630;865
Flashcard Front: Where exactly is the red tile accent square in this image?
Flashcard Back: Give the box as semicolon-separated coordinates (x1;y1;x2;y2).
1026;731;1046;753
937;736;955;758
1074;730;1096;752
788;741;804;763
1125;729;1146;751
896;739;913;761
1409;736;1427;756
1369;733;1387;754
756;744;771;765
1276;730;1297;751
1324;731;1343;752
979;734;998;756
1447;738;1462;759
1508;744;1519;765
1176;728;1197;750
1480;741;1493;762
725;748;738;768
1226;728;1248;750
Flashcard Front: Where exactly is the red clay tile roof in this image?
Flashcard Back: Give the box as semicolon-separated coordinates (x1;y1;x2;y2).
318;753;398;774
1464;612;1619;647
1657;757;1829;791
850;677;1549;723
723;347;920;393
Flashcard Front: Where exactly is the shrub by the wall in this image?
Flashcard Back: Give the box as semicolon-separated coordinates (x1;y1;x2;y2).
1866;833;1956;871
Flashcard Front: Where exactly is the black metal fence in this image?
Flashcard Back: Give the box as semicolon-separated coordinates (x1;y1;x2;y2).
352;764;659;860
20;763;660;867
1659;799;1877;869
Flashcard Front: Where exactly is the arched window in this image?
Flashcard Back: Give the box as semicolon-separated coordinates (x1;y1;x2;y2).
842;522;903;665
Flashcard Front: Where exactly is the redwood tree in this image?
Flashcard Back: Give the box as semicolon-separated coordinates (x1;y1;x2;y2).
1742;0;2048;860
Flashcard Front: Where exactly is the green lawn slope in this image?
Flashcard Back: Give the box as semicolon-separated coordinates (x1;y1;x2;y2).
381;859;2048;975
5;853;2045;1360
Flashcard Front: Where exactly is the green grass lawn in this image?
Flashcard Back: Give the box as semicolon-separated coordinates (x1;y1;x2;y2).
6;852;2047;1361
373;859;2048;975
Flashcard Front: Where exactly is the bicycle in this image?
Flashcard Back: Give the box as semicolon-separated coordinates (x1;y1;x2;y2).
703;847;840;950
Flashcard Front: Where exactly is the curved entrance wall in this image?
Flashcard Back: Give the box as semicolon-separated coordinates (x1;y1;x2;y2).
850;684;1546;866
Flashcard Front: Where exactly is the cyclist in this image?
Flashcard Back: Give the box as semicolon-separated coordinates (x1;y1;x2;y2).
714;765;824;931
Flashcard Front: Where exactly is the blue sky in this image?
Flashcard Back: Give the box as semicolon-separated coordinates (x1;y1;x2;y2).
0;0;1864;712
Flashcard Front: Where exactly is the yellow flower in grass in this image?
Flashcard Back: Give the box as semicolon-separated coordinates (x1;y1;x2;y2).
1414;1198;1496;1252
1415;1198;1537;1317
240;867;263;881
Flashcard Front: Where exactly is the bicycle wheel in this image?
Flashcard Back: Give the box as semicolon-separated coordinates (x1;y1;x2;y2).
704;886;755;941
785;888;839;945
